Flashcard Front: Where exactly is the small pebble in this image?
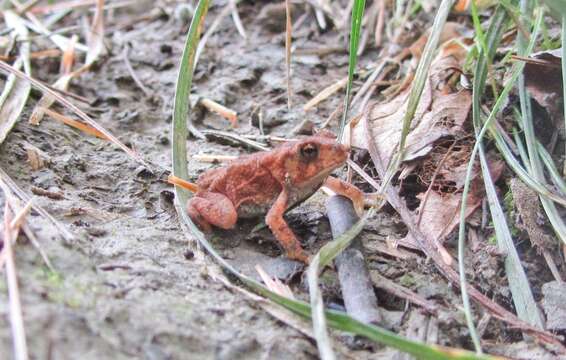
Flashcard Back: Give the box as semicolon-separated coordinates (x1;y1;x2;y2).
174;4;194;24
184;249;195;260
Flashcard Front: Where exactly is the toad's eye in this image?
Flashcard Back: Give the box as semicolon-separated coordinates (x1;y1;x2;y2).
299;143;318;161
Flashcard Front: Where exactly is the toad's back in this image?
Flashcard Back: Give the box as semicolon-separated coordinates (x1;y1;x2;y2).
197;155;283;218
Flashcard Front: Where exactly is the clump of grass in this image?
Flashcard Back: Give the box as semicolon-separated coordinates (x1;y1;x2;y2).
458;1;550;352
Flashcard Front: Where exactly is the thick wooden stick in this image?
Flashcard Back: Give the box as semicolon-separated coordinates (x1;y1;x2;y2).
326;195;381;325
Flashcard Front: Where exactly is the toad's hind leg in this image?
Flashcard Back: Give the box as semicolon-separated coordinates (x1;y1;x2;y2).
187;192;238;231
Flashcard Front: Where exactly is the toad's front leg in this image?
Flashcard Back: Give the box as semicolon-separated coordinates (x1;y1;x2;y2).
265;189;310;263
324;176;365;216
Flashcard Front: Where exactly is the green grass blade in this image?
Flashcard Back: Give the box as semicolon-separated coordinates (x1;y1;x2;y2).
339;0;366;140
499;0;545;329
459;5;508;353
470;1;488;57
515;3;566;247
476;138;543;330
380;0;455;192
490;128;566;205
308;253;335;360
512;126;531;172
172;0;210;202
459;5;546;351
307;209;373;360
537;143;566;194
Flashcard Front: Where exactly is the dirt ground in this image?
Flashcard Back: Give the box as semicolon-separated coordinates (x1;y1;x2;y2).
0;1;564;359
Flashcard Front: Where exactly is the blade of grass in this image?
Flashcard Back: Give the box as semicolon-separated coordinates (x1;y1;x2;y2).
497;0;545;330
490;125;566;206
458;5;545;351
171;2;498;358
229;0;246;39
476;135;544;330
172;0;210;205
339;0;366;140
470;1;488;58
516;0;566;255
379;0;454;192
1;187;29;360
0;10;32;145
537;143;566;195
308;256;335;360
458;5;507;353
307;209;373;360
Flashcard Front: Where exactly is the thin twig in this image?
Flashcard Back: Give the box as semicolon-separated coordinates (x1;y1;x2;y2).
374;0;385;47
229;0;246;39
346;158;380;191
194;4;231;68
199;98;238;126
42;107;110;140
0;166;74;241
370;271;438;314
2;198;29;360
121;44;151;96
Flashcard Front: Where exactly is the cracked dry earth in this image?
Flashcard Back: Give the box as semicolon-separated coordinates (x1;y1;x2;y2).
0;1;385;359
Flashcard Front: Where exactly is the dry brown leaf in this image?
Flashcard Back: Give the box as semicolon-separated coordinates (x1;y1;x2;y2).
352;55;471;165
523;48;563;125
408;22;466;60
407;157;504;246
352;21;495;252
418;138;474;192
255;265;295;299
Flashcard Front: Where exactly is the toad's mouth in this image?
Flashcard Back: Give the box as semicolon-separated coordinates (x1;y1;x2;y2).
296;161;345;187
